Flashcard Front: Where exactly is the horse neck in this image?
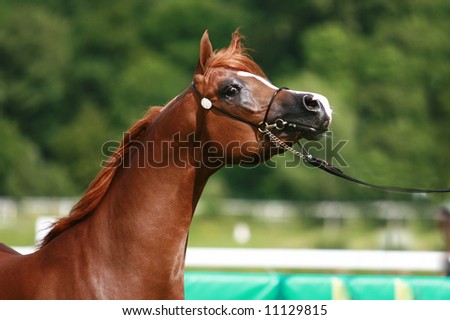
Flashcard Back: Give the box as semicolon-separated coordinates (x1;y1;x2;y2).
85;88;212;285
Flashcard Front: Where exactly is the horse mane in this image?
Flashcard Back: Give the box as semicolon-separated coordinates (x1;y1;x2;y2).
205;31;267;79
40;107;163;247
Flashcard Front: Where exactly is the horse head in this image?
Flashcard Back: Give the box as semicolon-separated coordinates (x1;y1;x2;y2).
192;30;332;165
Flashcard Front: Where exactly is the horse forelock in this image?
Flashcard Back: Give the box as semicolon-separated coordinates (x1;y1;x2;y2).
204;31;267;79
40;107;163;247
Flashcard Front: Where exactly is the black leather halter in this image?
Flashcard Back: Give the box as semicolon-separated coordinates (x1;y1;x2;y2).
191;82;288;132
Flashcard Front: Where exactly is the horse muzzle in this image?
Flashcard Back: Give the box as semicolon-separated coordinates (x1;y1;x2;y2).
282;91;332;141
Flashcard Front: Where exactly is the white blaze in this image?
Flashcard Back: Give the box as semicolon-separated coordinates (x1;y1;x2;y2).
236;71;333;120
237;71;279;90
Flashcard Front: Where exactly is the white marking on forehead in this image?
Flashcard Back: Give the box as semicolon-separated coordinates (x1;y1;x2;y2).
288;89;333;120
236;71;333;120
236;71;279;90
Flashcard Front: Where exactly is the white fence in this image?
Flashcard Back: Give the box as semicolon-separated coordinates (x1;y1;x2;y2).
186;248;445;272
13;246;446;272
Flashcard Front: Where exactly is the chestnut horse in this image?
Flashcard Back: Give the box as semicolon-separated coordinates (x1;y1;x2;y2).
0;31;331;299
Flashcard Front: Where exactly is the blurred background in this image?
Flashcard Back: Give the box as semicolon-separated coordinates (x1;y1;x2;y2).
0;0;449;268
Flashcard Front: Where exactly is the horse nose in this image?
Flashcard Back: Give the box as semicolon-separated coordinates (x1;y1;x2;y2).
302;94;322;112
300;93;333;124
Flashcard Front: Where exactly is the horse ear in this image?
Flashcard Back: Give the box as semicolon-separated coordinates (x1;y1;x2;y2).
194;30;213;75
229;30;243;53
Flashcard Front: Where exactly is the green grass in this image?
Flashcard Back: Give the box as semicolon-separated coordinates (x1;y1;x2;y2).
0;214;36;246
0;213;445;251
188;214;445;251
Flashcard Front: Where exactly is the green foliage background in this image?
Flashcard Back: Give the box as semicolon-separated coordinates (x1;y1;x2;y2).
0;0;449;201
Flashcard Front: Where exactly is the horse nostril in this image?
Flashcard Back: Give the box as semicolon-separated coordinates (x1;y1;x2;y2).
302;94;321;112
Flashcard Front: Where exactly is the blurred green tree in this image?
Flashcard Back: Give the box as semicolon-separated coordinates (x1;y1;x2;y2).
0;0;448;200
0;5;71;145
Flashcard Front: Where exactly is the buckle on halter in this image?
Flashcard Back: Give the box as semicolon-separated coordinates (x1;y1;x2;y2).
258;119;287;132
274;119;287;130
258;122;268;133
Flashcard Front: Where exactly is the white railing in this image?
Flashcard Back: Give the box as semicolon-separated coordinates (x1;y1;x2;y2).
12;246;445;272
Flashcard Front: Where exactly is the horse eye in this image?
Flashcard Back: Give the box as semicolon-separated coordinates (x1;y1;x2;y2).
224;85;240;97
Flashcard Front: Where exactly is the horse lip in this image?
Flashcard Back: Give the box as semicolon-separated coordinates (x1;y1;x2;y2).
286;122;329;141
288;122;327;133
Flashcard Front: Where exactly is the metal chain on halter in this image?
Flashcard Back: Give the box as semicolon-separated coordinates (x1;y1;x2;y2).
262;129;311;161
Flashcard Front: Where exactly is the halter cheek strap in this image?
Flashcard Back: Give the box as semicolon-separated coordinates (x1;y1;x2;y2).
260;87;289;130
191;82;288;131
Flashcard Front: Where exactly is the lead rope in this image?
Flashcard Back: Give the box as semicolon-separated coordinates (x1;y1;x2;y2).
262;128;450;194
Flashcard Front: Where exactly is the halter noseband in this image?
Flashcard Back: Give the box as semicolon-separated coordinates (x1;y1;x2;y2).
191;82;288;133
